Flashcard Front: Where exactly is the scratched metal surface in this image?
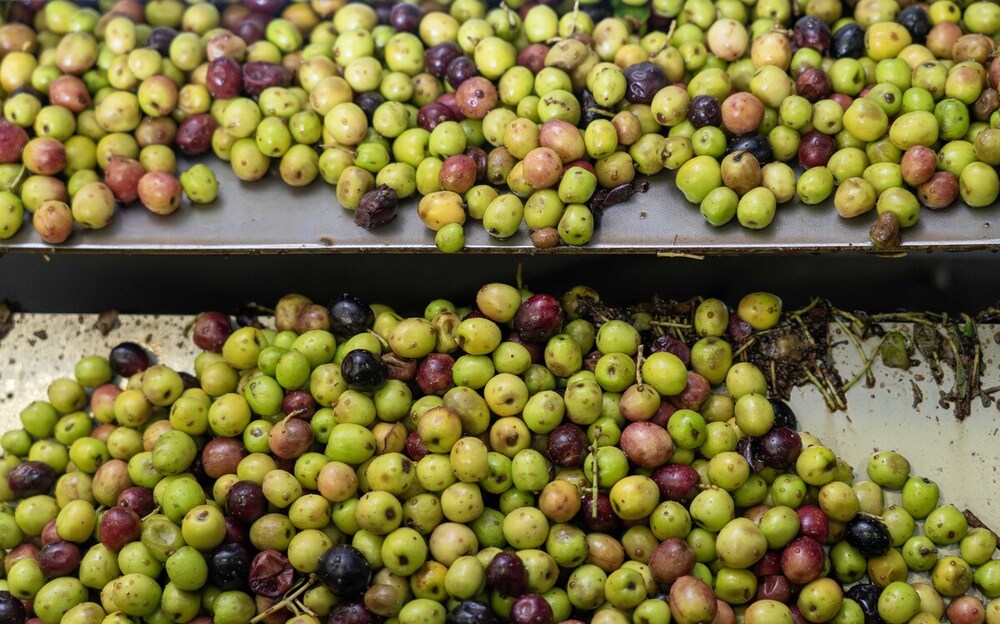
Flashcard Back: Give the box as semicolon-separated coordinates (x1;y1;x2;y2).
1;162;999;254
2;312;999;529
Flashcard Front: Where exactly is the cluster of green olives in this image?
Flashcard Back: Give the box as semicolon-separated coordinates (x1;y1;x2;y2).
0;0;998;250
2;283;1000;624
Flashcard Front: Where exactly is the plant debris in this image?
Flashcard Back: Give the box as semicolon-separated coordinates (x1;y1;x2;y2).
94;309;120;336
589;180;650;227
572;293;992;421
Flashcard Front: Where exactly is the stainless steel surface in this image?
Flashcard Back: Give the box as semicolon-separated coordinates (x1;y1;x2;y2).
3;312;1000;527
0;313;199;435
1;163;998;254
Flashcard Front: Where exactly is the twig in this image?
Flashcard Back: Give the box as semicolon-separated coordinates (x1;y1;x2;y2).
656;252;705;260
833;317;874;388
833;308;866;331
635;345;644;390
820;365;848;411
732;337;756;360
869;312;940;326
251;575;316;624
793;314;816;347
589;426;602;519
789;298;822;316
802;366;837;411
648;320;692;329
294;600;315;617
842;336;888;393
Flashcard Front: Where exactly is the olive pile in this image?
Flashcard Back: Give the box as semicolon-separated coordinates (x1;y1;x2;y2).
0;0;998;249
2;284;1000;624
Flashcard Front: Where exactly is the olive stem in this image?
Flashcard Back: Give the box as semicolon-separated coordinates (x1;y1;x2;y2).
841;335;888;393
635;344;644;390
801;366;836;411
732;337;756;360
821;365;848;410
654;20;678;50
648;320;692;329
9;164;26;192
832;308;866;333
589;426;602;519
655;252;704;260
832;316;867;363
250;574;316;624
792;314;816;347
294;600;316;617
789;298;822;317
941;326;966;411
500;3;518;31
868;312;940;326
584;107;615;119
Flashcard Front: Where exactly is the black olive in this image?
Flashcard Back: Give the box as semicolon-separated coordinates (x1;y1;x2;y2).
109;342;151;377
727;134;774;166
688;95;722;129
845;514;892;558
791;16;832;55
317;545;372;598
770;398;799;430
144;27;178;56
328;293;375;338
623;61;667;105
447;600;500;624
208;544;250;591
341;349;389;393
845;583;886;624
831;23;865;59
354;91;385;123
897;7;931;45
0;591;26;624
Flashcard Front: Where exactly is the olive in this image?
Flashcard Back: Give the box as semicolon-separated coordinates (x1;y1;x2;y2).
448;600;500;624
896;7;931;45
727;134;773;165
845;583;887;624
845;514;892;558
341;349;389;393
831;23;865;59
328;293;375;338
623;61;666;105
209;543;251;591
317;545;372;598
